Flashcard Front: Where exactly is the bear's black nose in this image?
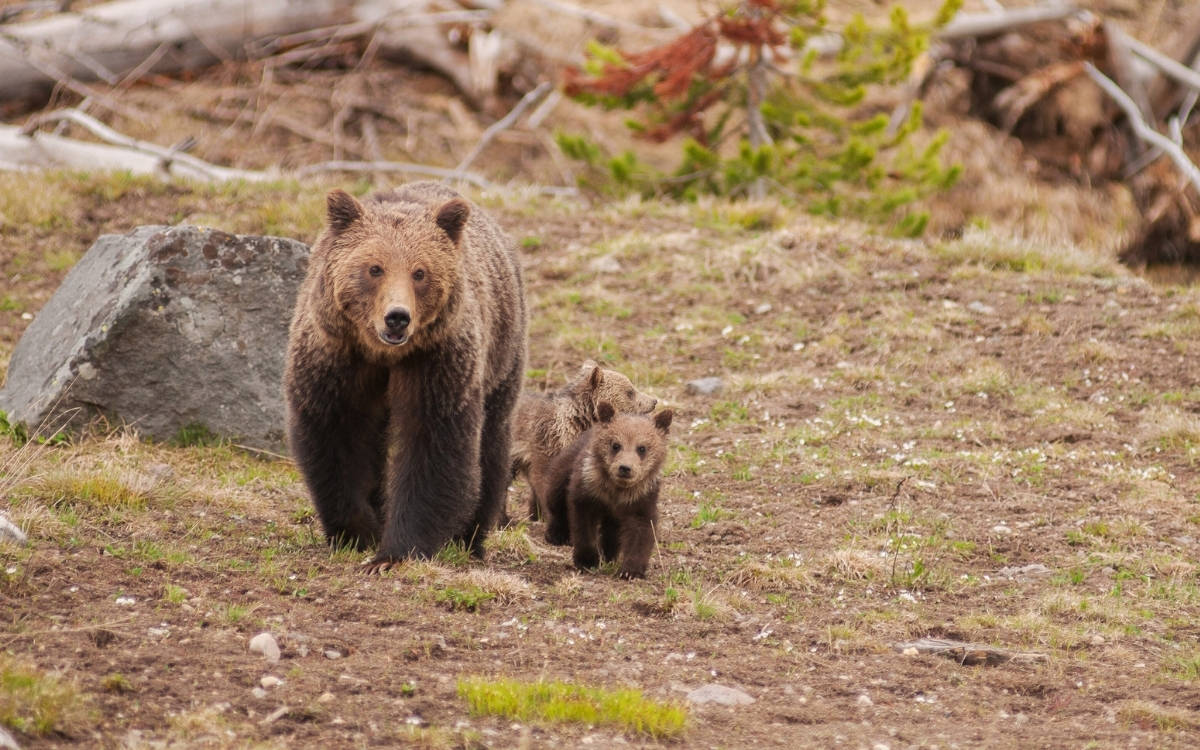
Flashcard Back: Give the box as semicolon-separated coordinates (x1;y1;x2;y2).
384;308;411;332
617;465;633;478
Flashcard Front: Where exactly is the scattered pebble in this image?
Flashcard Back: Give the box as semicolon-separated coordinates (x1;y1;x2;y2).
251;687;268;699
996;564;1052;581
1090;635;1105;646
115;596;136;606
249;632;281;664
685;377;725;397
260;706;289;725
991;524;1013;535
967;301;996;315
902;647;919;657
324;649;343;660
587;255;622;274
686;683;755;706
0;725;21;750
857;693;874;707
260;675;283;689
0;513;27;546
317;692;336;704
753;302;773;315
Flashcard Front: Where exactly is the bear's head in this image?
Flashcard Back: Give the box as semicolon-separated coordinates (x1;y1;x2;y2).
322;189;469;357
587;402;673;492
572;360;658;418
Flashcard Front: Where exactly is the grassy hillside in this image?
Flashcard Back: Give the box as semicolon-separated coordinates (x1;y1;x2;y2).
3;174;1200;747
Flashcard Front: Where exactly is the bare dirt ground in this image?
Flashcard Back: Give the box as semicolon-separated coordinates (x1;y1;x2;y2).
4;184;1200;748
4;1;1200;748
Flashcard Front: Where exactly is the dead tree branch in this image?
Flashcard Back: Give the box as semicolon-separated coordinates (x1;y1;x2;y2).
1084;63;1200;195
15;109;272;181
455;81;552;173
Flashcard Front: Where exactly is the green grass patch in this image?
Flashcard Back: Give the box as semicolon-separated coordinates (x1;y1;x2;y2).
0;654;91;736
37;474;151;511
457;676;686;739
435;585;495;612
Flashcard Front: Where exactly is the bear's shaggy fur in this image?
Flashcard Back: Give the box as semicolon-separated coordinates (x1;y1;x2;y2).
511;360;656;525
542;402;672;578
284;182;526;566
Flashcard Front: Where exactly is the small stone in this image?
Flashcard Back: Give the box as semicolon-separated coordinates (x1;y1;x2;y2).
587;255;622;274
686;683;755;706
997;563;1052;581
991;524;1012;535
249;632;281;664
0;725;21;750
115;596;136;606
685;377;724;397
0;513;27;546
1090;634;1105;646
902;647;919;657
260;675;283;689
857;694;873;707
324;649;343;660
967;301;996;315
753;302;773;315
251;687;268;699
318;692;336;704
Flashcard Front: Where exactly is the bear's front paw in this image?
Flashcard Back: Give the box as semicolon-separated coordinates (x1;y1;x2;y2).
573;548;600;570
363;557;401;575
617;566;647;580
545;525;570;546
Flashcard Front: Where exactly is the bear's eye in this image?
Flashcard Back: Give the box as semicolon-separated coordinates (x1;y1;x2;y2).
636;445;647;457
412;269;426;282
626;389;635;399
368;265;383;278
611;442;621;454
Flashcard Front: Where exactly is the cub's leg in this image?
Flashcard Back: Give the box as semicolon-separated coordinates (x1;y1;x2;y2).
569;493;602;570
617;509;657;579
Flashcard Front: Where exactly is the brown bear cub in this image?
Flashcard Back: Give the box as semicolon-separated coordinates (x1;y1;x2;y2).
284;182;527;569
511;360;657;527
543;402;673;579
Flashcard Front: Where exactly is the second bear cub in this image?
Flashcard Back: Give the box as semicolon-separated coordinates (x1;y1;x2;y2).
546;402;673;579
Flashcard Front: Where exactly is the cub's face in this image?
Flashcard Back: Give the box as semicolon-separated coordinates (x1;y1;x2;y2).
574;360;657;417
322;189;467;355
589;402;673;491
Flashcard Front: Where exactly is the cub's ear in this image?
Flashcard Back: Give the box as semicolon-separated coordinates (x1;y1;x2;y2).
435;199;471;243
326;189;364;233
588;363;603;390
653;409;674;434
596;401;615;423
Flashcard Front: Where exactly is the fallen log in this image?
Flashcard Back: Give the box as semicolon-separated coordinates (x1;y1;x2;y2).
0;0;359;102
894;638;1048;667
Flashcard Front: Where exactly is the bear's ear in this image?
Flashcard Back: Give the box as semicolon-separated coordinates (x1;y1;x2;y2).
654;409;673;435
326;189;364;234
596;401;615;424
587;363;603;391
435;199;470;243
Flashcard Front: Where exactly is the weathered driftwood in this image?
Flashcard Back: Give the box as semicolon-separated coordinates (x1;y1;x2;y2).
0;0;357;101
0;122;271;181
894;638;1048;667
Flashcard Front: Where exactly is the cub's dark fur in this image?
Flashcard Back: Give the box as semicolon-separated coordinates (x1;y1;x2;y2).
543;402;672;579
512;360;656;526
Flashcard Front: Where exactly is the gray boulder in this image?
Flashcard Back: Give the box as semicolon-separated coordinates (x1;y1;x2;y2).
0;225;308;449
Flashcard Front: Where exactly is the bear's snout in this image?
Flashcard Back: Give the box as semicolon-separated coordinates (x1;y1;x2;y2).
616;464;633;479
379;307;412;345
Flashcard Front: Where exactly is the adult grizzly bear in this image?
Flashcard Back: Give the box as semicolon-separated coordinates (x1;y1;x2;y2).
284;182;527;569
